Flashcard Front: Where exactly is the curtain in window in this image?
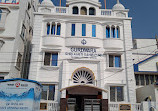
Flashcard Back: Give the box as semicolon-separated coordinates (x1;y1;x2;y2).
52;53;58;66
92;25;96;37
111;27;115;38
57;24;61;35
44;53;51;65
47;24;50;35
82;24;86;36
51;24;55;35
48;85;55;100
71;24;75;36
117;87;123;101
117;27;120;38
106;27;110;38
110;87;115;101
115;56;121;67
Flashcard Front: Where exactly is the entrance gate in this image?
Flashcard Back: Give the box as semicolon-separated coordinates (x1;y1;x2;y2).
84;99;100;111
67;98;101;111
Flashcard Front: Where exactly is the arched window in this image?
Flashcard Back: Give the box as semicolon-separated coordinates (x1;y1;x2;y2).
72;6;78;14
81;7;87;15
47;23;50;35
116;26;120;38
0;9;2;21
111;25;115;38
56;23;61;35
51;22;55;35
89;7;95;15
72;67;95;84
106;26;110;38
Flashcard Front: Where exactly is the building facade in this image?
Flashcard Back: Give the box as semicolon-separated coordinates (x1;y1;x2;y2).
133;39;158;88
29;0;137;110
0;0;39;79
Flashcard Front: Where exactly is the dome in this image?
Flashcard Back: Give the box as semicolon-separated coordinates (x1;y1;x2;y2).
112;0;125;10
41;0;54;6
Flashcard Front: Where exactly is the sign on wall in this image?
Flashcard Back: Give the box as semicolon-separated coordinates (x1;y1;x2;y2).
65;47;103;59
0;78;42;111
119;104;131;111
0;0;20;4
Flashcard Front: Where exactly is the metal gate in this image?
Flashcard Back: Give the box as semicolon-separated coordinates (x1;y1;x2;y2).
67;98;76;111
84;99;101;111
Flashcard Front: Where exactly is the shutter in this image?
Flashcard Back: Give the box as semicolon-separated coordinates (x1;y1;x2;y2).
52;53;58;66
71;24;75;36
115;56;121;67
92;25;96;37
82;24;86;36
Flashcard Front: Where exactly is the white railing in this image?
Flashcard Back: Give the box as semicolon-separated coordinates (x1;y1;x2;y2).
47;102;58;111
109;103;142;111
101;9;112;16
55;7;68;14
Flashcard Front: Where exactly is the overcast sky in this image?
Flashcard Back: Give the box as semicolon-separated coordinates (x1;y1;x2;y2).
47;0;158;39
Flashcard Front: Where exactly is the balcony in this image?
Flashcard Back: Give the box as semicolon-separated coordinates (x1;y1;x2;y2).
65;37;102;48
42;36;64;47
103;38;123;49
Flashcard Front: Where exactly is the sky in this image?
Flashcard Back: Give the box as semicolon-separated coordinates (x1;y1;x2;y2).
48;0;158;39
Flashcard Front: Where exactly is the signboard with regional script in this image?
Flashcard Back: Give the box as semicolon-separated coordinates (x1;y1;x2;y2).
119;104;131;111
0;0;20;4
0;78;42;111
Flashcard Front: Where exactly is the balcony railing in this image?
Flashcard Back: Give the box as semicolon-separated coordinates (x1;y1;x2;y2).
55;7;68;14
109;103;142;111
101;9;112;16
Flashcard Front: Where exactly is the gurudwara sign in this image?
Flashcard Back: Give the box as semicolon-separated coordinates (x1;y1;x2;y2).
0;78;42;111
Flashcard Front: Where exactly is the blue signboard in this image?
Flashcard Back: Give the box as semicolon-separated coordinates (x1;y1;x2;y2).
0;78;42;111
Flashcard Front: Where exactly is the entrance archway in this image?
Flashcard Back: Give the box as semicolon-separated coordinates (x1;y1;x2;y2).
60;85;108;111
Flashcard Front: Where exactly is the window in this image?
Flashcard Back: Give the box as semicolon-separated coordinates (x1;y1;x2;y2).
46;22;61;36
51;23;55;35
44;52;58;66
82;24;86;36
72;6;78;14
0;9;2;21
135;74;158;86
109;55;121;67
72;67;95;84
106;26;110;38
110;86;124;102
106;26;120;38
41;84;55;101
21;24;26;39
116;26;120;38
92;25;96;37
89;7;95;15
16;52;22;69
71;24;75;36
111;26;115;38
81;7;87;15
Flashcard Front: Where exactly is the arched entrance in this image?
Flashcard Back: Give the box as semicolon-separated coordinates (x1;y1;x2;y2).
60;85;108;111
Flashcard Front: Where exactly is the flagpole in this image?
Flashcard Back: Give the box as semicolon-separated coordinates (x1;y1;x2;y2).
104;0;106;9
60;0;61;7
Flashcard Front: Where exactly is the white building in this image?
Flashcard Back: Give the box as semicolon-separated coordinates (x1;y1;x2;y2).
29;0;137;110
132;39;158;88
132;39;158;110
0;0;39;79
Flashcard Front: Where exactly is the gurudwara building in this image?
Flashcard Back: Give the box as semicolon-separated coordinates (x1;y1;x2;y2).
29;0;137;110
